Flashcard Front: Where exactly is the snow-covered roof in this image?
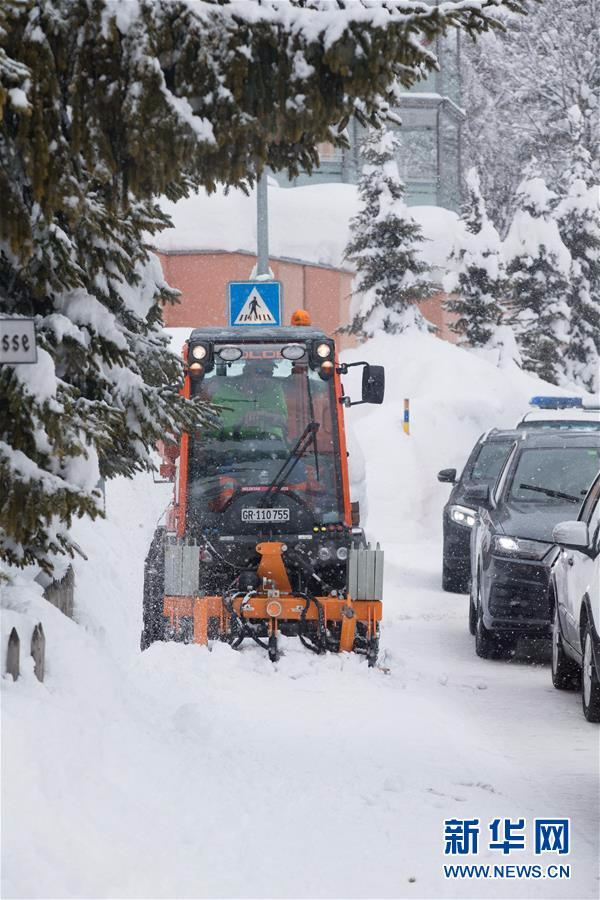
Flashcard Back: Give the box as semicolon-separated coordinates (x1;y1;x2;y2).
154;183;459;275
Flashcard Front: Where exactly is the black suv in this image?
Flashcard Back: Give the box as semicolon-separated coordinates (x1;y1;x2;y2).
438;430;520;592
470;431;600;659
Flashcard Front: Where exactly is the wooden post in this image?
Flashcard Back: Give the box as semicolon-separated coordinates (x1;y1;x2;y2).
31;623;45;682
6;627;20;681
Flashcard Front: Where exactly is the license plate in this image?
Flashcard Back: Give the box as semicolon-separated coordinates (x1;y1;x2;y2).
241;507;290;523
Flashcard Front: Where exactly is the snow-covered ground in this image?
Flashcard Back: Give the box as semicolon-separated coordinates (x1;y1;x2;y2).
2;332;599;899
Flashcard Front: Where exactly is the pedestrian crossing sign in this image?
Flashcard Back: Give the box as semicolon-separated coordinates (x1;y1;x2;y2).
228;281;282;327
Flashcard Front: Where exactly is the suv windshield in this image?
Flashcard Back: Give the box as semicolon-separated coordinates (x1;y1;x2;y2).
187;344;344;533
508;446;600;504
468;440;513;485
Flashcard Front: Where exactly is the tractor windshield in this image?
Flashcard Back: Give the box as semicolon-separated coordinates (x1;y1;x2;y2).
187;343;345;534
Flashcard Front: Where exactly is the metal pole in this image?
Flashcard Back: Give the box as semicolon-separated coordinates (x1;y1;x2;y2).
256;169;269;277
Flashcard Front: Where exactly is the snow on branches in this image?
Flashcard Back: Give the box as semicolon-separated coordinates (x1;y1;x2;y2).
344;128;434;337
504;172;572;385
555;153;600;393
443;168;508;352
0;0;535;572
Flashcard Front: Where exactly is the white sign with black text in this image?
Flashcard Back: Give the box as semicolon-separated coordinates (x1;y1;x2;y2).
0;318;37;365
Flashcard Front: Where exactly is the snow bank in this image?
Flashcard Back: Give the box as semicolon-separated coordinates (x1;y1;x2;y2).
339;331;589;545
154;183;459;278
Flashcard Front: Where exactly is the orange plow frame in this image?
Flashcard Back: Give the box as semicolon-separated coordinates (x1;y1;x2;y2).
164;594;382;651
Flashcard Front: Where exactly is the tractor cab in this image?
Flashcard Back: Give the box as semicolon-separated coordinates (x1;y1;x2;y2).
143;317;386;664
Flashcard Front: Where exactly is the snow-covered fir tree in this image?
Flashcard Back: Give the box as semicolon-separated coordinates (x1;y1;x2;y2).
0;0;531;572
443;168;508;349
463;0;599;231
344;128;434;337
504;171;572;384
555;145;600;392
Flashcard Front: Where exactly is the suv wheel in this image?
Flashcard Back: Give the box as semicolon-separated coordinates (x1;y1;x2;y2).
582;624;600;723
442;559;469;594
468;575;477;635
475;586;499;659
551;602;580;690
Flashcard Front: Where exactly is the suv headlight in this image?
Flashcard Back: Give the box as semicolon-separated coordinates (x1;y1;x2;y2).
492;536;552;560
449;504;476;528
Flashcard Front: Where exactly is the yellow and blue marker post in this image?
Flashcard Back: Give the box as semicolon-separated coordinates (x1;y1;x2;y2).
403;398;410;435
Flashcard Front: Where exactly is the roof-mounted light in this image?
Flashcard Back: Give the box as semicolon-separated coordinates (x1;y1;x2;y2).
218;346;243;361
281;343;306;360
529;396;583;410
291;309;311;326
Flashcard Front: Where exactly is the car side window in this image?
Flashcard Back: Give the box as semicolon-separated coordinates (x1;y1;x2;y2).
581;476;600;523
490;443;519;506
468;441;513;485
585;495;600;551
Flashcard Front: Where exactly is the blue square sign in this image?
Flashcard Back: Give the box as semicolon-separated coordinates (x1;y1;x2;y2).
228;281;282;327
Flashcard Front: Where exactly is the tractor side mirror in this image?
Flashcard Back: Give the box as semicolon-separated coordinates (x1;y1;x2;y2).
464;484;490;505
437;468;457;484
362;365;385;405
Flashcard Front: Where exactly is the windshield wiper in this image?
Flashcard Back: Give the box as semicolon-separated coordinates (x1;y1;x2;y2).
519;483;581;503
258;421;320;508
305;374;320;480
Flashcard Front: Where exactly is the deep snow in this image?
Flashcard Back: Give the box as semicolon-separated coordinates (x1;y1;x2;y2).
153;182;459;279
2;331;599;899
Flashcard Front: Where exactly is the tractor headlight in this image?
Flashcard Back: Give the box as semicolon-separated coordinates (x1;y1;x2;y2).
336;546;349;561
492;536;552;560
316;343;331;359
449;505;476;528
191;344;208;361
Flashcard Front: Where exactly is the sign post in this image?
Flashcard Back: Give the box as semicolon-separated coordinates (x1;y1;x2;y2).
256;169;270;278
0;318;37;365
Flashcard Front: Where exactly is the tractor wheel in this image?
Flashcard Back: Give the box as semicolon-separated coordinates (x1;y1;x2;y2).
366;625;380;668
141;527;166;651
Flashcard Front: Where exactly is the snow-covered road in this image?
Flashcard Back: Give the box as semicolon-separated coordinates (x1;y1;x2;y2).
3;476;598;898
3;333;598;898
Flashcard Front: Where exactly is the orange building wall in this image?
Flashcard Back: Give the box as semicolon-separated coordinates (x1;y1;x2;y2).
157;250;456;346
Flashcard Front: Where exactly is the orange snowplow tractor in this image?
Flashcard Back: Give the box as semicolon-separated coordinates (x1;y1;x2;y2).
291;309;311;326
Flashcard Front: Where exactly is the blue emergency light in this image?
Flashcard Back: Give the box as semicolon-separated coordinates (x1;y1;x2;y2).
529;396;583;410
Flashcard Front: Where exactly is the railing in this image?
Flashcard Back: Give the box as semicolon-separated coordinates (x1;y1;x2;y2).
6;622;45;682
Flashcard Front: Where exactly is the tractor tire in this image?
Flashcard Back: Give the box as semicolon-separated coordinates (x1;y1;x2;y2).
551;603;580;690
366;624;380;668
141;527;167;651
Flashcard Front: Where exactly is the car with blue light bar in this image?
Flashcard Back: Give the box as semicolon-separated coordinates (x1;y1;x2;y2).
469;430;600;659
438;429;520;592
517;395;600;431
